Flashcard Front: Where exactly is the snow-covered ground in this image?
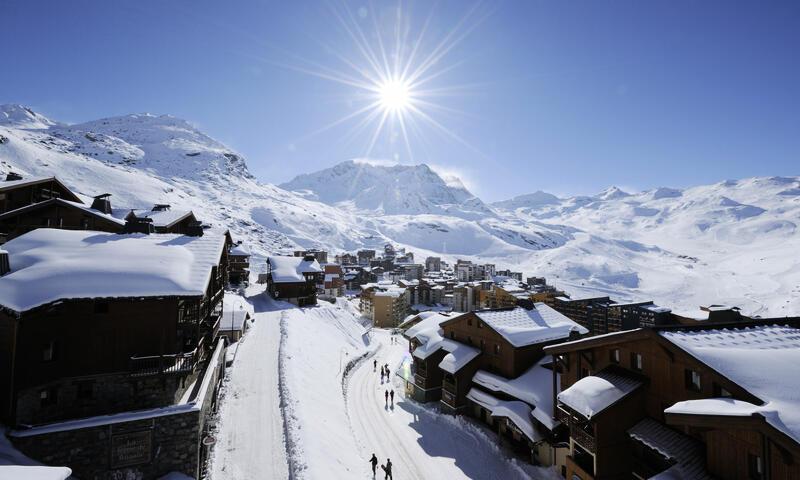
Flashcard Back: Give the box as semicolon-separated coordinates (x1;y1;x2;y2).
2;103;798;316
210;297;558;479
209;290;289;480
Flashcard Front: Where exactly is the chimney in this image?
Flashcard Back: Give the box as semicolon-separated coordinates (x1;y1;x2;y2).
186;220;204;237
152;204;171;212
123;215;154;234
91;193;113;214
5;172;22;182
0;249;9;276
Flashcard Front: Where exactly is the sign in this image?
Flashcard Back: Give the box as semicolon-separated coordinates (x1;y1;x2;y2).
110;430;152;468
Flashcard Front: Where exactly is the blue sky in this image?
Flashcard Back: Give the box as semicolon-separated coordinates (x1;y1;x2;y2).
2;0;798;200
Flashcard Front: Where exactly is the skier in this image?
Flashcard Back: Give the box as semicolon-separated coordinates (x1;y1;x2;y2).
369;453;378;476
381;458;393;480
384;389;389;406
390;389;395;405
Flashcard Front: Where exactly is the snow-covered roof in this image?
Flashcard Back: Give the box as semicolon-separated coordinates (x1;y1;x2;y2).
0;229;227;312
473;357;560;430
438;339;481;374
661;325;800;443
220;293;253;331
558;370;642;419
268;255;322;283
0;198;125;226
671;309;710;321
466;388;542;443
127;208;194;228
0;176;55;191
0;466;72;480
628;418;711;479
474;304;588;348
230;243;251;256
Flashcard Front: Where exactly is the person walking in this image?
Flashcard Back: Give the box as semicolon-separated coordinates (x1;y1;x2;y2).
369;453;378;476
384;389;389;406
381;458;393;480
373;359;377;372
390;389;395;406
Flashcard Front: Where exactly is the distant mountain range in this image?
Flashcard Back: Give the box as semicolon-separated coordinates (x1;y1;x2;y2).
2;103;798;317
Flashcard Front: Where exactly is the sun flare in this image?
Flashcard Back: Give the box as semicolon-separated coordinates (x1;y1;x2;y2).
377;79;412;113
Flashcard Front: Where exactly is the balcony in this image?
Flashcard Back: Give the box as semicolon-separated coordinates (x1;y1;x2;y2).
129;343;204;377
414;374;427;389
570;423;596;453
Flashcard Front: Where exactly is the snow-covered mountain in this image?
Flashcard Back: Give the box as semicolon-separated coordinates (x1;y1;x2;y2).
1;104;798;317
280;160;493;219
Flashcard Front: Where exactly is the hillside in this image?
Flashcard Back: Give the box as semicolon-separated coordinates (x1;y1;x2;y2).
1;104;798;316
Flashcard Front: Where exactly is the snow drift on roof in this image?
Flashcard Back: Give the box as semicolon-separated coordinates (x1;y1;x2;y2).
221;293;253;331
628;418;711;480
558;370;642;419
129;208;193;227
472;357;560;430
466;388;542;443
230;243;251;256
268;255;321;283
661;325;800;443
0;229;226;312
475;304;588;347
438;339;481;374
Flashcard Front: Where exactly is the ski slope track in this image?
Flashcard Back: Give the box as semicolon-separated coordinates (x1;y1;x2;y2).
2;104;798;315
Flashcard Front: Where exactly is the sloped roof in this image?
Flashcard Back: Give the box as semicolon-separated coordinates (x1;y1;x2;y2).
0;177;82;202
0;229;227;312
268;255;321;283
438;339;481;374
126;209;195;228
628;418;711;479
474;304;588;348
558;369;642;419
661;325;800;444
0;198;124;227
467;388;543;443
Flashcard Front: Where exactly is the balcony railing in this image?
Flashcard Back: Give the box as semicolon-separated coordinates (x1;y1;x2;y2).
129;344;203;377
571;424;596;453
414;374;427;389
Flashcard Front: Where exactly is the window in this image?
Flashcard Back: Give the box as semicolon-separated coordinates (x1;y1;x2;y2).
40;387;58;407
494;344;500;355
713;383;732;398
685;369;701;392
41;218;51;226
81;217;90;229
94;301;109;314
479;339;485;351
42;341;56;362
77;381;94;400
748;453;763;479
631;352;643;371
610;349;620;363
450;331;456;340
467;318;472;326
477;321;483;329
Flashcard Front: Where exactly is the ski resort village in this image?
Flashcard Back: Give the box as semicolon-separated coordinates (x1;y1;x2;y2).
0;101;798;480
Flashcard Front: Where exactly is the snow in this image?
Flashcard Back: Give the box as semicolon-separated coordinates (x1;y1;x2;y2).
2;104;799;318
0;466;72;480
125;208;193;227
472;358;560;430
660;325;800;443
474;304;588;348
0;229;226;312
267;255;321;283
230;243;250;256
665;398;762;417
221;292;253;331
210;290;288;480
557;370;642;420
0;176;53;190
466;388;542;442
627;418;710;479
438;339;481;374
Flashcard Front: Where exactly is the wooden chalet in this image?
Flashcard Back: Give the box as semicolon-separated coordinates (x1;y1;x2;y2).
0;195;126;241
266;255;322;306
0;229;229;428
543;318;800;480
0;174;82;215
228;241;251;286
121;205;200;235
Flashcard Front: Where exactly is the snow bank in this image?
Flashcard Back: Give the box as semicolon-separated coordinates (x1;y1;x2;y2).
475;305;588;348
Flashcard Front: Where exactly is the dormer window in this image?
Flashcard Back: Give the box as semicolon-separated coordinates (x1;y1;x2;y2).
631;352;643;371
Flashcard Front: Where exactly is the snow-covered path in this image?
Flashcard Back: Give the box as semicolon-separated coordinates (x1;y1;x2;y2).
346;329;556;480
209;294;289;480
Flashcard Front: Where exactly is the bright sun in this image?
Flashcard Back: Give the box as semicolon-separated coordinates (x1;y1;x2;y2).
378;79;412;113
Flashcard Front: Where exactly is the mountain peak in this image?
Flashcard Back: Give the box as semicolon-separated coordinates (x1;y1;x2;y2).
0;104;58;129
596;186;632;200
280;160;491;218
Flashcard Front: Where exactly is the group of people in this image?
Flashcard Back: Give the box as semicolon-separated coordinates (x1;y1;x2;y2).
369;454;392;479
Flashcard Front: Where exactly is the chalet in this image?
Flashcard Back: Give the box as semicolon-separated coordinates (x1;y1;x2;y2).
293;248;328;264
266;255;322;306
120;205;199;235
218;293;253;342
228;241;251;286
0;174;82;215
0;228;229;479
342;266;377;291
0;195;126;241
543;318;800;480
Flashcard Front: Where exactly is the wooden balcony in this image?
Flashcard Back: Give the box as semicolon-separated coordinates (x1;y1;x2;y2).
129;343;204;377
570;423;596;453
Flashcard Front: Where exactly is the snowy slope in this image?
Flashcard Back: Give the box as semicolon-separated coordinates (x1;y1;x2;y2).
1;104;798;317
